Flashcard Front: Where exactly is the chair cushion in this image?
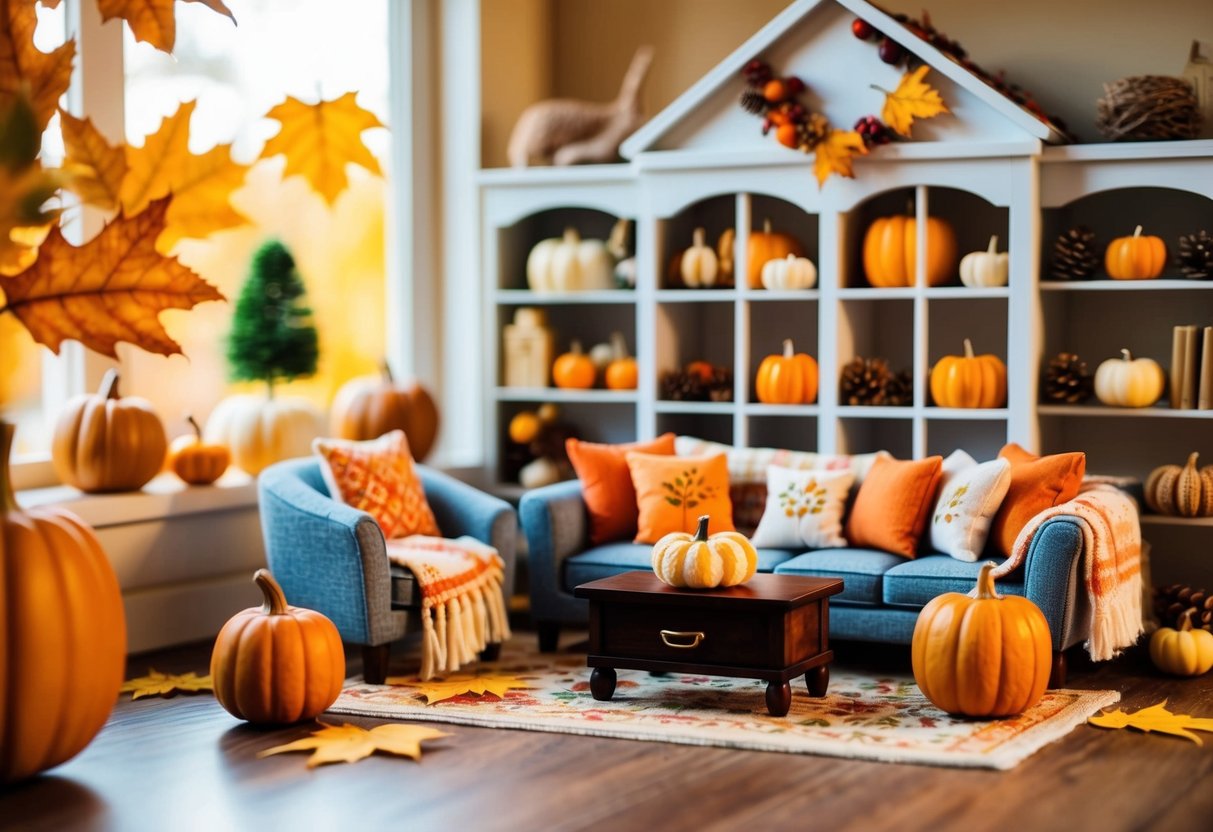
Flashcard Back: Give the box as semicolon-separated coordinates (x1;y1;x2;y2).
564;543;796;589
882;555;1025;608
773;549;905;605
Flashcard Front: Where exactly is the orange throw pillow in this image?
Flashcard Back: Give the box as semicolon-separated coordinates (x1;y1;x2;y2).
990;443;1086;557
313;430;440;539
566;434;677;545
845;455;943;558
626;452;734;544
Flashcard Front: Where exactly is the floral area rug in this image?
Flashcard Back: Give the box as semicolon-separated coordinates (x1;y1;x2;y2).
329;636;1119;770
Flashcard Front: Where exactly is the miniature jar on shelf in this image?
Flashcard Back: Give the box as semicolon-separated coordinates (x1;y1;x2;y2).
503;307;555;388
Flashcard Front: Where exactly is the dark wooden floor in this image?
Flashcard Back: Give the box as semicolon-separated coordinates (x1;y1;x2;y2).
4;633;1213;832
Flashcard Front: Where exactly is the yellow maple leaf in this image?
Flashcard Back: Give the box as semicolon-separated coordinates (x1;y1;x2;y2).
386;672;533;705
119;100;194;215
880;65;949;138
260;92;385;206
0;92;61;275
96;0;235;55
258;722;451;768
0;0;76;132
1088;700;1213;745
58;109;127;211
813;129;867;187
120;668;214;699
0;196;225;357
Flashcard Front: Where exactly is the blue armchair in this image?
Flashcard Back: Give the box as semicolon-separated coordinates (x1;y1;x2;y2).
520;479;1094;685
259;457;517;683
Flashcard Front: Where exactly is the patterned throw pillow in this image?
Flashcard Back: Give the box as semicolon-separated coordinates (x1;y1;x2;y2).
750;466;855;550
626;452;734;544
929;451;1012;562
313;430;440;539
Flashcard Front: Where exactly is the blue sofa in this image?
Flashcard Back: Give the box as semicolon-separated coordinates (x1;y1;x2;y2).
520;479;1091;684
259;458;517;683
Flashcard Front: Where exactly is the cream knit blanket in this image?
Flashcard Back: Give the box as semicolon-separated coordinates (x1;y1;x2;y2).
993;483;1143;661
385;535;512;680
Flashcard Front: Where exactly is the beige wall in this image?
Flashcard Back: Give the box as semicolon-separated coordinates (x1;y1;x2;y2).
481;0;1213;166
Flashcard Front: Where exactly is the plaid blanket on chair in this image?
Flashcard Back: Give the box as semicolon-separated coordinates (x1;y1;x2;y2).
385;535;512;680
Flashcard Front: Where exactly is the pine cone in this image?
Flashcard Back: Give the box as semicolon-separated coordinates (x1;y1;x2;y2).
878;369;913;407
707;367;734;402
739;89;767;116
800;112;830;150
1177;231;1213;280
841;357;893;406
1153;583;1213;632
1050;226;1100;280
1043;352;1094;404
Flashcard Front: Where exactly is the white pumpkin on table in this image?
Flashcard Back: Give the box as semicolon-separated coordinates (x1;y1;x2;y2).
959;235;1009;288
526;228;615;292
760;253;817;290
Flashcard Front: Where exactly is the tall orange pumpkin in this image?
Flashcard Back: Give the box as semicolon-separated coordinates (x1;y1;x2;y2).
52;369;167;493
746;219;804;288
912;563;1052;717
755;339;819;404
331;361;440;460
1;421;127;784
862;214;957;288
211;569;346;724
929;339;1007;409
1104;225;1166;280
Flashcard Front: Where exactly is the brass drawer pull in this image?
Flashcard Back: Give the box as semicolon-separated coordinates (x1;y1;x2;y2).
659;629;704;649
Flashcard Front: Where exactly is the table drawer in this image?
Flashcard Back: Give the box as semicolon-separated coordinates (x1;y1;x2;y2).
598;603;777;667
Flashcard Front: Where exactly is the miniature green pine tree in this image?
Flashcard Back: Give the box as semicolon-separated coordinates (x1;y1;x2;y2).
226;240;319;396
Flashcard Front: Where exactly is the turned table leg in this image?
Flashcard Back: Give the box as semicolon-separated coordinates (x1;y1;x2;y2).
765;680;792;717
806;664;830;697
590;667;617;701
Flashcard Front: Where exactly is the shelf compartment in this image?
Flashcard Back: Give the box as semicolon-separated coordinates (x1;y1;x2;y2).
494;388;639;403
496;207;627;292
928;298;1008;396
655;301;734;393
837;417;911;458
495;290;636;305
746;300;819;403
1038;413;1213;482
660;194;736;290
926;418;1008;461
497;304;636;388
748;415;817;453
749;194;819;291
496;400;636;484
836;297;914;381
656;412;732;445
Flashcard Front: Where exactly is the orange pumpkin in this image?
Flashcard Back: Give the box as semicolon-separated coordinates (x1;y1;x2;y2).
211;569;346;724
929;339;1007;409
1;421;126;784
755;339;819;404
604;333;638;390
747;219;804;288
168;415;231;485
52;369;167;493
1105;225;1166;280
912;563;1052;717
553;341;596;389
330;361;440;460
862;214;958;288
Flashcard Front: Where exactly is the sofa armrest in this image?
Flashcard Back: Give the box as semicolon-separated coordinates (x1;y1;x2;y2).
519;479;589;621
417;465;518;597
1022;515;1086;652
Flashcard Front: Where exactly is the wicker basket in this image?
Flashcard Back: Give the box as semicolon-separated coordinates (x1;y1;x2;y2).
1096;75;1201;141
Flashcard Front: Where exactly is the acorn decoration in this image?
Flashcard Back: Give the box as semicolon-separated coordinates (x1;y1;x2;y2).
1176;231;1213;280
1049;226;1100;281
1042;352;1095;404
1154;583;1213;634
840;357;912;407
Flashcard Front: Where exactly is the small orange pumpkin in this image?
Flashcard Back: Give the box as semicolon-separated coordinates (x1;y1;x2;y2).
862;213;958;288
755;339;819;404
330;361;440;460
553;341;596;389
168;415;231;485
1105;225;1166;280
603;333;638;390
912;563;1052;717
747;219;804;288
211;569;346;725
929;339;1008;409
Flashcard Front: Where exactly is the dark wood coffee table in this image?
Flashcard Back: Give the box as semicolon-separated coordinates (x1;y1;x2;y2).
574;571;844;717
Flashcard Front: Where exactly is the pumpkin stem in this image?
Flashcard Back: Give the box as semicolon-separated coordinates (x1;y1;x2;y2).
255;568;290;615
569;340;584;355
692;227;707;248
562;228;580;244
1120;348;1133;362
99;368;121;400
693;515;711;542
973;562;1000;600
1180;608;1196;632
1133;225;1143;238
0;421;18;512
963;338;975;359
380;359;394;383
987;235;999;254
782;338;795;358
610;331;628;359
762;219;772;234
185;414;203;441
1186;451;1200;470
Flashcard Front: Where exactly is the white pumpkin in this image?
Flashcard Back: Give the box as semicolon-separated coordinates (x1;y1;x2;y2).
526;228;614;292
1094;349;1166;408
959;235;1009;288
680;228;719;288
205;394;324;475
760;253;818;290
519;456;562;489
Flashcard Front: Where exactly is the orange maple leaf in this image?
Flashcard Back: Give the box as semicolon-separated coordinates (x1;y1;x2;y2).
258;722;451;768
0;0;76;131
386;672;533;704
0;92;60;275
260;92;385;205
59;109;127;211
96;0;236;54
813;129;867;187
880;65;949;138
0;197;224;357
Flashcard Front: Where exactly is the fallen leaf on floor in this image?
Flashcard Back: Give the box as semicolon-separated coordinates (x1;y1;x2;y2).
258;722;450;767
386;673;533;704
120;669;214;699
1088;700;1213;745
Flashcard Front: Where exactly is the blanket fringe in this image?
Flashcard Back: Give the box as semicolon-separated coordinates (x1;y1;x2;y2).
414;565;512;679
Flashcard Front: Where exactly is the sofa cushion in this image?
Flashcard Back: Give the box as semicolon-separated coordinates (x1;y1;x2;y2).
882;555;1025;608
773;549;905;605
564;543;796;589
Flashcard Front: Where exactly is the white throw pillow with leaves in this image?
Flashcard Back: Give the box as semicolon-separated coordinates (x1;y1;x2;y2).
750;465;855;550
930;450;1012;561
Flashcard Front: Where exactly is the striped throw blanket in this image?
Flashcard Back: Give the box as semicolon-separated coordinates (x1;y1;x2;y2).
992;483;1143;661
385;535;512;680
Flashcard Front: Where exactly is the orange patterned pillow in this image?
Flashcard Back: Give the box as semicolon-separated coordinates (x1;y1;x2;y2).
626;452;734;544
313;430;440;539
990;443;1086;557
845;454;943;558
